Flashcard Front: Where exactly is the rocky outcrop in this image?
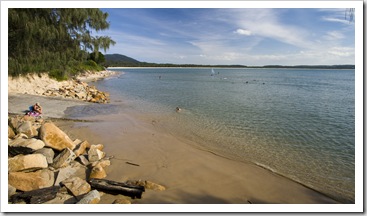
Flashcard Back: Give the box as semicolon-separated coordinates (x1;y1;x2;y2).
43;79;110;104
8;71;114;104
8;115;165;204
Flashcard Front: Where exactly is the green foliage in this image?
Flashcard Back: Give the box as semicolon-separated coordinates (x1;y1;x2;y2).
88;51;105;64
8;9;115;78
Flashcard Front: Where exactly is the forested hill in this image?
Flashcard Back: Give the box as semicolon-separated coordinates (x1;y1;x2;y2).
104;54;355;69
104;54;140;65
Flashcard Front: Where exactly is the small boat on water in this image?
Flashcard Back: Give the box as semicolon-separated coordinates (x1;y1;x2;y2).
211;68;215;76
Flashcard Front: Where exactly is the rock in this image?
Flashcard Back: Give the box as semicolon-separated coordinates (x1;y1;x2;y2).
9;169;55;191
127;180;166;191
43;186;77;204
90;144;104;151
9;137;45;151
8;184;17;198
88;148;105;162
13;133;28;139
91;159;110;168
76;155;90;166
61;177;91;197
17;121;38;138
89;164;107;179
73;140;91;157
51;148;76;169
8;126;15;139
8;154;48;172
39;122;76;151
76;190;101;204
54;162;87;186
8;146;35;157
113;198;131;204
8;116;22;131
35;148;55;164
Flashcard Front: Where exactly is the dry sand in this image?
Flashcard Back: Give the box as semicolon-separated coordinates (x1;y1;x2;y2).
7;72;339;205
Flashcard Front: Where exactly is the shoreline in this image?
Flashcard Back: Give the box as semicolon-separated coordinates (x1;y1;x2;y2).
7;71;341;204
53;108;340;204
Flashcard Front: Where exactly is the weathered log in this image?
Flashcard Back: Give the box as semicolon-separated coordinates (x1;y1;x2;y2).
88;178;145;199
8;146;34;157
9;186;61;204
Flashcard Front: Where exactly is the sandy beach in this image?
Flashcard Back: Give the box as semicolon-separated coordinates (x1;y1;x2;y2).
7;72;339;204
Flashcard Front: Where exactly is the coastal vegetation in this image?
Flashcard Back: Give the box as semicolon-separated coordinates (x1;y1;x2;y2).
104;54;355;69
8;9;115;80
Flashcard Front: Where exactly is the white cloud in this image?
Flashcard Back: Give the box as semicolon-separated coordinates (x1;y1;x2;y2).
234;29;252;36
322;17;350;25
324;31;345;40
225;9;315;49
327;47;354;57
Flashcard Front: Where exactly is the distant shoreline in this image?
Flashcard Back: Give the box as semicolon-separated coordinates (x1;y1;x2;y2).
107;65;355;70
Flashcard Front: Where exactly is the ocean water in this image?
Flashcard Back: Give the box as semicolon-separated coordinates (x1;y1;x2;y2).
85;68;355;203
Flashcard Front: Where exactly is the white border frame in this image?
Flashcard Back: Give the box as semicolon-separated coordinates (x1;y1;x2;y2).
1;0;363;213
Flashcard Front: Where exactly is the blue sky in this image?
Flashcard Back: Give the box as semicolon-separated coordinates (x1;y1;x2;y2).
98;8;355;66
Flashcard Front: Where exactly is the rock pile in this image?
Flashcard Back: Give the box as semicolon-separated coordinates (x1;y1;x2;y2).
8;115;165;204
43;79;110;104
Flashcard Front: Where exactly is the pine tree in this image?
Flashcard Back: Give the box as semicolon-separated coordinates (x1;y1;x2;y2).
8;8;115;78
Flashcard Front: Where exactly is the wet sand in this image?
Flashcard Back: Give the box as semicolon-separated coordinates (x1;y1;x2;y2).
8;92;339;205
56;111;339;204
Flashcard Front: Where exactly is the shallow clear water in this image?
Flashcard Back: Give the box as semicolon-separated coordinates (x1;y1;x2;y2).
80;68;355;203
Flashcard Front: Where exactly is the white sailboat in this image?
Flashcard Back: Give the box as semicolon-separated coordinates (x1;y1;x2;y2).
211;68;215;76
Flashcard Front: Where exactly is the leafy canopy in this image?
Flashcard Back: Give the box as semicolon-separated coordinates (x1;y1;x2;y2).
8;8;115;78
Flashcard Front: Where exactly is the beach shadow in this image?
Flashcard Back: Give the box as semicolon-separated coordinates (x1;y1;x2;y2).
138;189;233;204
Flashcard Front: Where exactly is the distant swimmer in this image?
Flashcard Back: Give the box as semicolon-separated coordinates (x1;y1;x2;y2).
159;76;162;79
176;107;182;112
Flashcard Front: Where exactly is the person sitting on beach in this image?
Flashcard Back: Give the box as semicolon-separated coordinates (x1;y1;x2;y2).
176;107;181;112
26;102;42;117
33;102;42;114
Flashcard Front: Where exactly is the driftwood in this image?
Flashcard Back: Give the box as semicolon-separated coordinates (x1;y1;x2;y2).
9;186;61;204
126;161;140;166
89;178;145;199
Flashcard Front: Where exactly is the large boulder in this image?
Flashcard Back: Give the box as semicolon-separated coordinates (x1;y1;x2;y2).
9;169;55;191
54;162;87;186
61;177;91;197
35;148;55;164
9;137;45;151
51;148;76;169
39;122;76;151
8;154;48;172
73;140;91;157
16;121;38;138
